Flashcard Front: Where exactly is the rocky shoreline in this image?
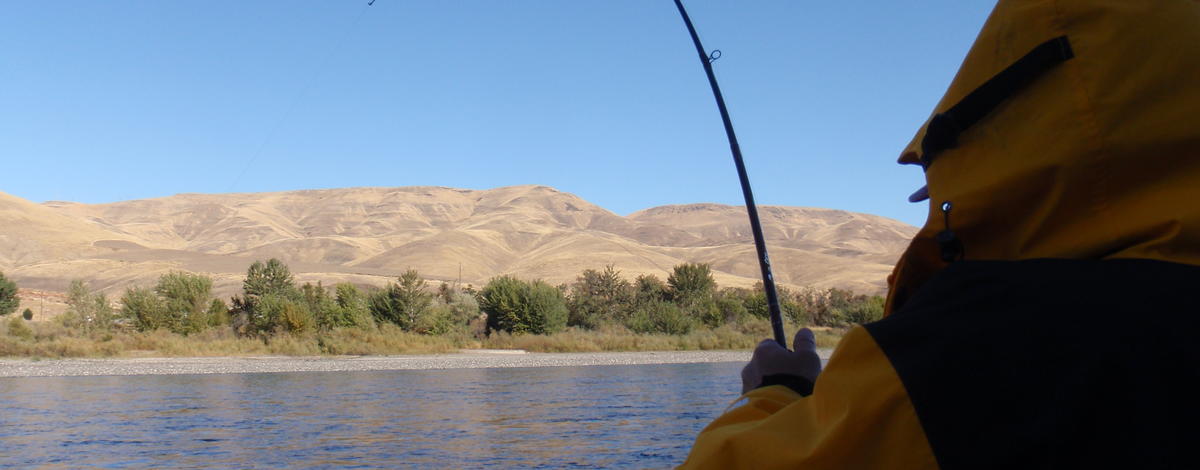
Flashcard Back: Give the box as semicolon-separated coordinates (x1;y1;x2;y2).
0;350;795;378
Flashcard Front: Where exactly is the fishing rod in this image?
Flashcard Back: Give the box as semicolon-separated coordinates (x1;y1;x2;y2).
672;0;788;349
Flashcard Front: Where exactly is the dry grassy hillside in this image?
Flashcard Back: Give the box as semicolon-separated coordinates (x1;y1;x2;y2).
1;186;917;301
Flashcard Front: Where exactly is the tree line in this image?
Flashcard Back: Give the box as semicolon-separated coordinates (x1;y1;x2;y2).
1;261;885;339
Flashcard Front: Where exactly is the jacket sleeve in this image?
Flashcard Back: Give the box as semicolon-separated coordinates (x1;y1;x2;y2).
678;326;940;470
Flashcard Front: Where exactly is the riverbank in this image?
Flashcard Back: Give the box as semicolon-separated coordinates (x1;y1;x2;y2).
2;318;846;359
0;349;835;378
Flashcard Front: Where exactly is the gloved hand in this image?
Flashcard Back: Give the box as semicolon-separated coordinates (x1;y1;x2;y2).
740;328;823;395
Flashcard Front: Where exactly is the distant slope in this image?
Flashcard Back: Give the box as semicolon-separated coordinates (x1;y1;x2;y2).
1;185;917;297
0;191;138;269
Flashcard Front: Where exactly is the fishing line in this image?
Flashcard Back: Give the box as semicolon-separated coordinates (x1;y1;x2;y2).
226;2;374;193
672;0;788;348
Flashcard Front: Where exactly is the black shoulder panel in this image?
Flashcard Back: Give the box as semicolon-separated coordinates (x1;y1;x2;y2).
865;259;1200;470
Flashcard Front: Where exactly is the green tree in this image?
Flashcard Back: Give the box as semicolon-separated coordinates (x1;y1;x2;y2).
667;263;716;302
714;290;749;325
0;271;19;316
479;276;567;335
334;283;374;329
418;286;480;335
839;293;885;325
798;287;881;327
63;280;114;333
525;280;568;334
244;259;297;298
443;289;480;325
667;263;722;326
627;300;694;335
479;276;525;333
567;265;633;329
121;286;170;331
741;284;807;325
232;259;300;334
207;298;230;327
256;293;313;334
301;282;340;330
634;274;669;305
155;271;216;334
369;270;433;330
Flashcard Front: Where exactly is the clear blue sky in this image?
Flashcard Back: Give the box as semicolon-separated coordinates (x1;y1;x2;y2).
1;1;996;227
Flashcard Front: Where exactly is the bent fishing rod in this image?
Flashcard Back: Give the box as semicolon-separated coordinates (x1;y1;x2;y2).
673;0;787;349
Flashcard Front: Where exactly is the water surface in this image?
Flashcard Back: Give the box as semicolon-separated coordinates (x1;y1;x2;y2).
0;362;744;468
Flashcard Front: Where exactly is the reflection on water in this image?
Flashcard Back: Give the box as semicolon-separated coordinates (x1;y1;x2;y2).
0;362;743;468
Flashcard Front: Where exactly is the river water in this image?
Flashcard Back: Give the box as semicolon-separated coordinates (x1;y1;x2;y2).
0;361;745;468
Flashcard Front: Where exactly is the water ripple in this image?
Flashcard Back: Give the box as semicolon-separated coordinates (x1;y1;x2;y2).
0;362;743;468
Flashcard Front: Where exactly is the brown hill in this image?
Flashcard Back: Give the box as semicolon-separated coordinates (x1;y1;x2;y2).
1;186;917;299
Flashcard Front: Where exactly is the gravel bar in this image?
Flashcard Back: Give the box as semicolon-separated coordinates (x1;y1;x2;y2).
0;350;790;378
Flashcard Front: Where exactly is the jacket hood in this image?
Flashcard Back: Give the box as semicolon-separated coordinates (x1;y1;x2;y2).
886;0;1200;313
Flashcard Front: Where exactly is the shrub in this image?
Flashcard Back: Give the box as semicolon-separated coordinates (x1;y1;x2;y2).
7;316;33;340
416;288;479;335
525;280;568;334
567;265;633;329
667;263;716;302
207;298;230;327
333;283;374;329
368;270;433;330
738;284;807;325
257;294;314;334
627;300;694;335
22;308;33;321
155;271;216;335
714;293;748;325
839;295;885;325
121;286;171;331
231;259;302;335
479;276;568;334
62;280;115;333
0;272;17;316
634;274;669;305
799;288;884;327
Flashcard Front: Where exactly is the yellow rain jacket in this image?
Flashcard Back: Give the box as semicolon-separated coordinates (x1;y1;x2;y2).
681;0;1200;468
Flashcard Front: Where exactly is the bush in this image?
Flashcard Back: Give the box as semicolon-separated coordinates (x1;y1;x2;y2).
121;286;170;331
525;281;568;334
120;272;223;335
667;263;716;302
567;265;633;329
368;270;433;330
257;294;314;334
0;271;17;316
479;276;568;335
207;298;230;327
333;283;374;329
7;316;33;340
22;308;33;321
634;274;669;305
627;300;694;335
738;285;807;325
155;271;216;335
839;295;885;325
231;259;302;335
799;288;884;327
62;280;115;333
415;288;479;335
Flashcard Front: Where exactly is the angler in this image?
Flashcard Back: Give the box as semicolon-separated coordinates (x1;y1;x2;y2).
680;0;1200;468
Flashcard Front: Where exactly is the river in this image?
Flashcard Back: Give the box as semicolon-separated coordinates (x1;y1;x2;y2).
0;361;746;468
